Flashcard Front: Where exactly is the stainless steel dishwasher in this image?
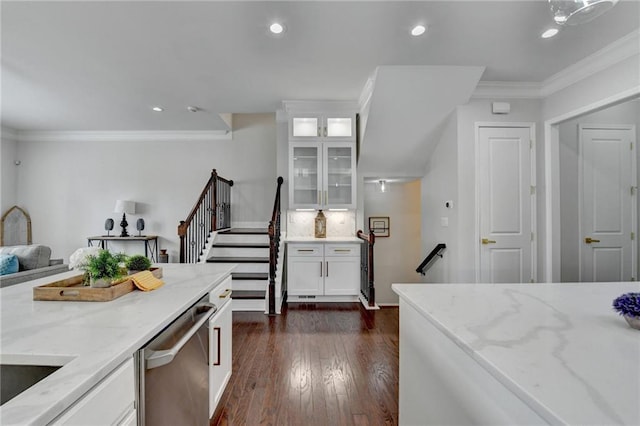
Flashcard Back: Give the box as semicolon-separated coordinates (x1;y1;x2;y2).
135;294;217;425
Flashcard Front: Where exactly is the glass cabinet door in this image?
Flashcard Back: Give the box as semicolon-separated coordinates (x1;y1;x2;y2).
324;143;355;208
325;117;353;138
291;116;319;138
290;144;321;207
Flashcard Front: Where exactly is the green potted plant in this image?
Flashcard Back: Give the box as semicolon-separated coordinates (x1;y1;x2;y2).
85;250;125;288
126;254;152;275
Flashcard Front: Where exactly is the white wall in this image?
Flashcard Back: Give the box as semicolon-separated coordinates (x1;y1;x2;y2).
13;113;276;261
421;113;458;283
559;99;640;281
1;129;19;214
364;179;422;304
456;98;544;282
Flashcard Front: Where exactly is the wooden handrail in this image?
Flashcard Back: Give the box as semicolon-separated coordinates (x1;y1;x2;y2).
357;229;375;307
178;169;233;263
268;176;284;315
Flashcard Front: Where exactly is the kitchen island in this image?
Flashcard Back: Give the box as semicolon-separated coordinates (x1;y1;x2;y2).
392;282;640;425
0;263;235;425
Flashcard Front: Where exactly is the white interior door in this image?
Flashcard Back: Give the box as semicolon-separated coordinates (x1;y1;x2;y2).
579;125;636;282
478;125;534;283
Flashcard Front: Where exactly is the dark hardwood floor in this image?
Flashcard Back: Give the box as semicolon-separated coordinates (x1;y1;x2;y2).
211;303;399;426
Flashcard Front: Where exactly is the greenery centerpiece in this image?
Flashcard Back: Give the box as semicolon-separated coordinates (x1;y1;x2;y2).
85;250;126;288
126;254;152;274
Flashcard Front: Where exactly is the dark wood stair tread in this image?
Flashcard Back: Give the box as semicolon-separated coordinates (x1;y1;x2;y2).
213;242;269;248
232;290;266;300
207;257;269;263
218;228;268;235
232;272;268;280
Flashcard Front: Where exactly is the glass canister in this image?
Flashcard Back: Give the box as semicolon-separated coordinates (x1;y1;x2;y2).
314;210;326;238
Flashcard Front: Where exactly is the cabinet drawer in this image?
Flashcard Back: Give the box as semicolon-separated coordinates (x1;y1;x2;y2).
52;359;134;425
325;244;360;257
288;244;322;257
210;275;233;307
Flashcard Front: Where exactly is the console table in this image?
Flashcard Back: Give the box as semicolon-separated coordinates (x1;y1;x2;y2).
87;235;159;262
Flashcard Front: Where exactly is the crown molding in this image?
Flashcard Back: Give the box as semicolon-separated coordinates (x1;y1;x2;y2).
541;29;640;97
15;130;232;143
1;127;20;141
472;29;640;99
281;100;359;114
472;81;543;99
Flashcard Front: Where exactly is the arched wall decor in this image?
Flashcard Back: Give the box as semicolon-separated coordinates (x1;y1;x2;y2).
1;206;32;246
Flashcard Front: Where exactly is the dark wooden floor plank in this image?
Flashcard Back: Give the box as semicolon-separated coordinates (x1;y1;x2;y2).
210;303;399;426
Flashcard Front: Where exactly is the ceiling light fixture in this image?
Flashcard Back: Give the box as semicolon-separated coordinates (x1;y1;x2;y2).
549;0;619;26
411;25;426;37
270;23;285;34
151;106;164;112
541;28;559;38
379;180;387;193
187;106;199;112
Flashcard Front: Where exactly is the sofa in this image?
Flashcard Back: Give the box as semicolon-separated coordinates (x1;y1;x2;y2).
0;245;69;288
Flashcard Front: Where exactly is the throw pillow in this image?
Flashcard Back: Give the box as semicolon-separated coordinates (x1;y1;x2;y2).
0;254;19;276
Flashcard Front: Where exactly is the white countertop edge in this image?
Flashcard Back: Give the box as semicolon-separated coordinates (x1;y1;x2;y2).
0;264;235;426
392;284;566;426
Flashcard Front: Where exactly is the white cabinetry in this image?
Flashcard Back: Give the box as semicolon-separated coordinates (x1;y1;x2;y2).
289;142;356;209
287;243;360;299
289;113;355;141
51;359;135;425
209;276;232;418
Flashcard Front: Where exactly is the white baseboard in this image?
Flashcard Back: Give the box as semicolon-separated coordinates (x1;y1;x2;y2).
359;294;380;310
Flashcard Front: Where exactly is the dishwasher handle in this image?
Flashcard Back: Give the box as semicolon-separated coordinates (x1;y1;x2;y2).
146;302;217;370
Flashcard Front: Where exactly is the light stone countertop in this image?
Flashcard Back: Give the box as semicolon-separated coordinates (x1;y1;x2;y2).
285;236;362;243
392;282;640;425
0;263;235;426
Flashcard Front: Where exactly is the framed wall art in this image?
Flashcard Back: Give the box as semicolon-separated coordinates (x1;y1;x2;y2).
368;216;390;237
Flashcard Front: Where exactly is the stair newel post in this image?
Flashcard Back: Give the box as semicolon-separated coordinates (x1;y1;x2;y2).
212;169;218;232
268;221;276;315
178;221;186;263
367;229;375;307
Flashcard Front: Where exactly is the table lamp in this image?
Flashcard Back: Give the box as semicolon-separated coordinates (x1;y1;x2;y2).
114;200;136;237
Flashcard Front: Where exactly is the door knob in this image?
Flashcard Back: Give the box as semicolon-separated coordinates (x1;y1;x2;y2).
585;237;601;244
481;238;496;245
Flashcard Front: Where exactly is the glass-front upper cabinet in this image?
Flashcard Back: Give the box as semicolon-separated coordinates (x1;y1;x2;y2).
324;143;356;208
290;143;322;208
290;113;355;141
289;142;356;209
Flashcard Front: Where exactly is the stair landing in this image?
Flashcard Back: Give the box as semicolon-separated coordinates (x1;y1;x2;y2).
218;228;268;235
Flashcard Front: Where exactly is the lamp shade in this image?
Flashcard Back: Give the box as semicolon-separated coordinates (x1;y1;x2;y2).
114;200;136;215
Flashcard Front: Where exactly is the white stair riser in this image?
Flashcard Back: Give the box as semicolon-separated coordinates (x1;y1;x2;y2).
230;263;269;273
211;247;269;257
232;299;266;312
215;234;269;244
232;279;268;291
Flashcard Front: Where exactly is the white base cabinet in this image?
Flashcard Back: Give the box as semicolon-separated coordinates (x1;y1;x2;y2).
51;359;135;425
287;243;360;298
209;277;233;418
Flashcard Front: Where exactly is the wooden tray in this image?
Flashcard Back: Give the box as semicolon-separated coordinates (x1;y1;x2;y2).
33;267;163;302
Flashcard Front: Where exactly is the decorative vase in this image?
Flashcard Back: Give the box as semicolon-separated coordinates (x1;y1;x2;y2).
90;277;111;288
624;315;640;330
315;210;326;238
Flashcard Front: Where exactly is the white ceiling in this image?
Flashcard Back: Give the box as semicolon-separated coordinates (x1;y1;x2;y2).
2;1;639;132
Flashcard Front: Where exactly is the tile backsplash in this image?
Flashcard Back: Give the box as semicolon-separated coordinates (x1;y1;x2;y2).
286;210;356;237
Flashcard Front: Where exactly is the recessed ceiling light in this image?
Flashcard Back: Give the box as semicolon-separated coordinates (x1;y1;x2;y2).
270;23;285;34
411;25;426;37
541;28;559;39
152;106;164;112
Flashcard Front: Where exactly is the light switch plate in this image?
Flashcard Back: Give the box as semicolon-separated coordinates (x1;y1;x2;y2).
441;217;449;227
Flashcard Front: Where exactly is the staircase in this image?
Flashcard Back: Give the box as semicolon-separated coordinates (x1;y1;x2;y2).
207;228;269;311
